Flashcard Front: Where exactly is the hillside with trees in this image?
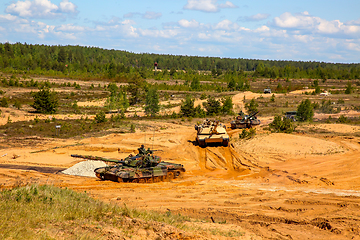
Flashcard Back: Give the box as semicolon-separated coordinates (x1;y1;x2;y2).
0;42;359;83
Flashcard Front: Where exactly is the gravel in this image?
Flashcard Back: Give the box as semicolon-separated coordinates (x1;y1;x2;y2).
62;160;107;178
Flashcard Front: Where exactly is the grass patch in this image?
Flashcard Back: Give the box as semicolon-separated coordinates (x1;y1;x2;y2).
0;117;132;139
0;184;245;239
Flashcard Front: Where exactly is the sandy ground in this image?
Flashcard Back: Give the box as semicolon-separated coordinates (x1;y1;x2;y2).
1;120;360;239
1;85;360;239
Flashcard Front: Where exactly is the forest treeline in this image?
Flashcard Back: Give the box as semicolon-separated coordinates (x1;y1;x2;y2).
0;42;359;82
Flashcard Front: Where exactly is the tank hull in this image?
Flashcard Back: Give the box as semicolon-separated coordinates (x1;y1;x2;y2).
94;161;185;183
230;119;261;129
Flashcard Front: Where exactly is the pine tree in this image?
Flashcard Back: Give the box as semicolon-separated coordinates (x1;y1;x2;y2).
296;99;314;122
180;95;196;117
145;88;159;116
31;88;58;114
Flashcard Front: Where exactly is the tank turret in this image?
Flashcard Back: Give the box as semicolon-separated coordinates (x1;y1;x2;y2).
231;111;260;129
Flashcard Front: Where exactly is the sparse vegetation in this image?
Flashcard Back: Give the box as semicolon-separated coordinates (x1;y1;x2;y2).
239;128;256;139
245;98;258;113
1;42;360;240
0;184;206;239
269;115;296;133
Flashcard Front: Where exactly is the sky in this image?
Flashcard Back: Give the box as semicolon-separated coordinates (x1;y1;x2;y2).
0;0;360;63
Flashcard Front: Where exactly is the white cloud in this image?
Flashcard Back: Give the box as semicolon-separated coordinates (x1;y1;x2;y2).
123;12;137;18
344;42;360;51
213;19;239;30
184;0;218;12
218;1;237;9
178;19;199;28
198;32;211;40
138;28;179;38
59;0;77;13
273;12;314;28
143;11;162;20
5;0;78;18
293;34;313;43
245;13;270;21
317;19;341;34
183;0;237;13
343;25;360;34
273;12;360;38
124;11;162;20
57;24;84;32
255;25;270;32
121;19;136;25
0;14;18;22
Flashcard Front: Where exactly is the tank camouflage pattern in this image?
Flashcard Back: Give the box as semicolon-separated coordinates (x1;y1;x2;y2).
230;111;260;129
195;119;229;147
71;146;185;183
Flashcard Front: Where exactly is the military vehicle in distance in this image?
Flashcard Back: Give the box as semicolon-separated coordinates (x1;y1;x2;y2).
284;111;297;121
230;111;260;129
264;88;272;94
195;120;229;147
71;146;185;183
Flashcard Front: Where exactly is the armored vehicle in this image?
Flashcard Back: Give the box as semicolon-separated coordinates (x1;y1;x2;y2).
230;111;260;129
195;120;229;147
264;88;272;94
71;146;185;183
284;111;297;121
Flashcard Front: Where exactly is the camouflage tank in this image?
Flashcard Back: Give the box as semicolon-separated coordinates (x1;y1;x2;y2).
195;120;229;147
71;145;185;183
230;111;260;129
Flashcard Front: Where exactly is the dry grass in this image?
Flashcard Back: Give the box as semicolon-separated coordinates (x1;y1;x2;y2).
0;184;245;239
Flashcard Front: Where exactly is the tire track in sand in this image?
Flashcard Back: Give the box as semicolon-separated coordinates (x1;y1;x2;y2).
194;144;261;175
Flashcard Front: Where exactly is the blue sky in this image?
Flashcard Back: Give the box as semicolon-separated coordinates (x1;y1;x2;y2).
1;0;360;63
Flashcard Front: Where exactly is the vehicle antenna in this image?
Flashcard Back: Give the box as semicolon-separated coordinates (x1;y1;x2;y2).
152;127;155;150
144;127;146;147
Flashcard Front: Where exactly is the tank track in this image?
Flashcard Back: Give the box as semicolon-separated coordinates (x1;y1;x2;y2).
95;170;183;183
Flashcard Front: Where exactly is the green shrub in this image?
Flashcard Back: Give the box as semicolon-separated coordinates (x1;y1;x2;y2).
296;99;314;122
336;115;350;123
180;95;196;117
200;93;207;100
13;100;22;109
245;98;258;113
337;99;345;104
203;97;221;116
239;128;256;139
0;97;9;107
269;115;296;133
221;97;234;115
171;111;178;119
94;110;106;123
270;94;275;102
345;82;352;94
31;88;58;114
34;116;40;124
130;124;135;133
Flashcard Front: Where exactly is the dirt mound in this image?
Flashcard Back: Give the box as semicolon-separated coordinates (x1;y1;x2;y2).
308;123;360;134
235;133;345;159
62;160;107;178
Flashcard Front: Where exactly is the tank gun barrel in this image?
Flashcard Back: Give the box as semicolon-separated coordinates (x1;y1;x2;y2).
248;111;259;119
71;154;125;164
